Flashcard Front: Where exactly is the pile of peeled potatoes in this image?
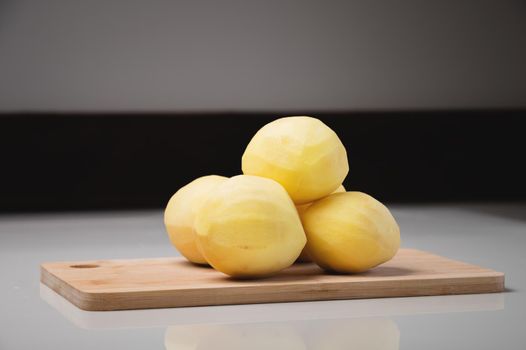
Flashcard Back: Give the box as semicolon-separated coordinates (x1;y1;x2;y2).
164;116;400;278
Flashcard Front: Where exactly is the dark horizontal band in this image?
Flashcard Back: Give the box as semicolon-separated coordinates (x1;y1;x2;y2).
1;110;524;211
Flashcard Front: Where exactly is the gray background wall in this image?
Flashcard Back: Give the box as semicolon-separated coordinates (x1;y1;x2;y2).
0;0;525;112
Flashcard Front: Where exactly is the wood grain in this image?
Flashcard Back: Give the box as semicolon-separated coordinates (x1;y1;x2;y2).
40;249;504;311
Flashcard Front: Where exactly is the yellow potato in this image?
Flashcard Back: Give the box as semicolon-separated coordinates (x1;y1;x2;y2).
295;184;346;263
164;175;227;264
301;192;400;273
242;116;349;204
195;175;306;278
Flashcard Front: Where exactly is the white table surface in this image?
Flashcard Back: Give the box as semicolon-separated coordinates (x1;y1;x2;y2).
1;203;525;349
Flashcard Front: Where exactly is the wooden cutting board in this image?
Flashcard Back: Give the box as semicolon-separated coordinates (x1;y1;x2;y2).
40;249;504;311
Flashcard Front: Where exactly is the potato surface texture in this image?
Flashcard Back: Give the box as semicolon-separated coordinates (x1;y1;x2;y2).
302;191;400;273
164;175;227;264
295;184;345;262
195;175;306;278
242;116;349;204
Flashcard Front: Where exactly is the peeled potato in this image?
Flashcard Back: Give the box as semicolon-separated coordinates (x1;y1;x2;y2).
195;175;306;278
295;184;346;263
301;192;400;273
242;116;349;204
164;175;227;264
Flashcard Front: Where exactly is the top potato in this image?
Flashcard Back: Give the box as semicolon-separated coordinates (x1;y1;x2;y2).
242;116;349;204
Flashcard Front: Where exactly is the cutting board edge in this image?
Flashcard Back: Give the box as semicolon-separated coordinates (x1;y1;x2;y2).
40;265;93;311
40;264;504;311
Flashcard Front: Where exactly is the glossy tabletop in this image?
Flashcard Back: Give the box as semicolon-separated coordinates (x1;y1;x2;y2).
1;203;525;349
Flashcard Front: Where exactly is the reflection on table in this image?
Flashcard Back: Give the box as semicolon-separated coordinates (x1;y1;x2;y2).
40;283;504;330
165;318;400;350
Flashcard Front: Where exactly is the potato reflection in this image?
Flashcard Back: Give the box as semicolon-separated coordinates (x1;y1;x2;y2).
165;323;305;350
165;318;398;350
307;318;399;350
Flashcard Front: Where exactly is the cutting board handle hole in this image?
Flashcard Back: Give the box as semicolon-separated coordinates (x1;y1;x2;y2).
70;264;99;269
